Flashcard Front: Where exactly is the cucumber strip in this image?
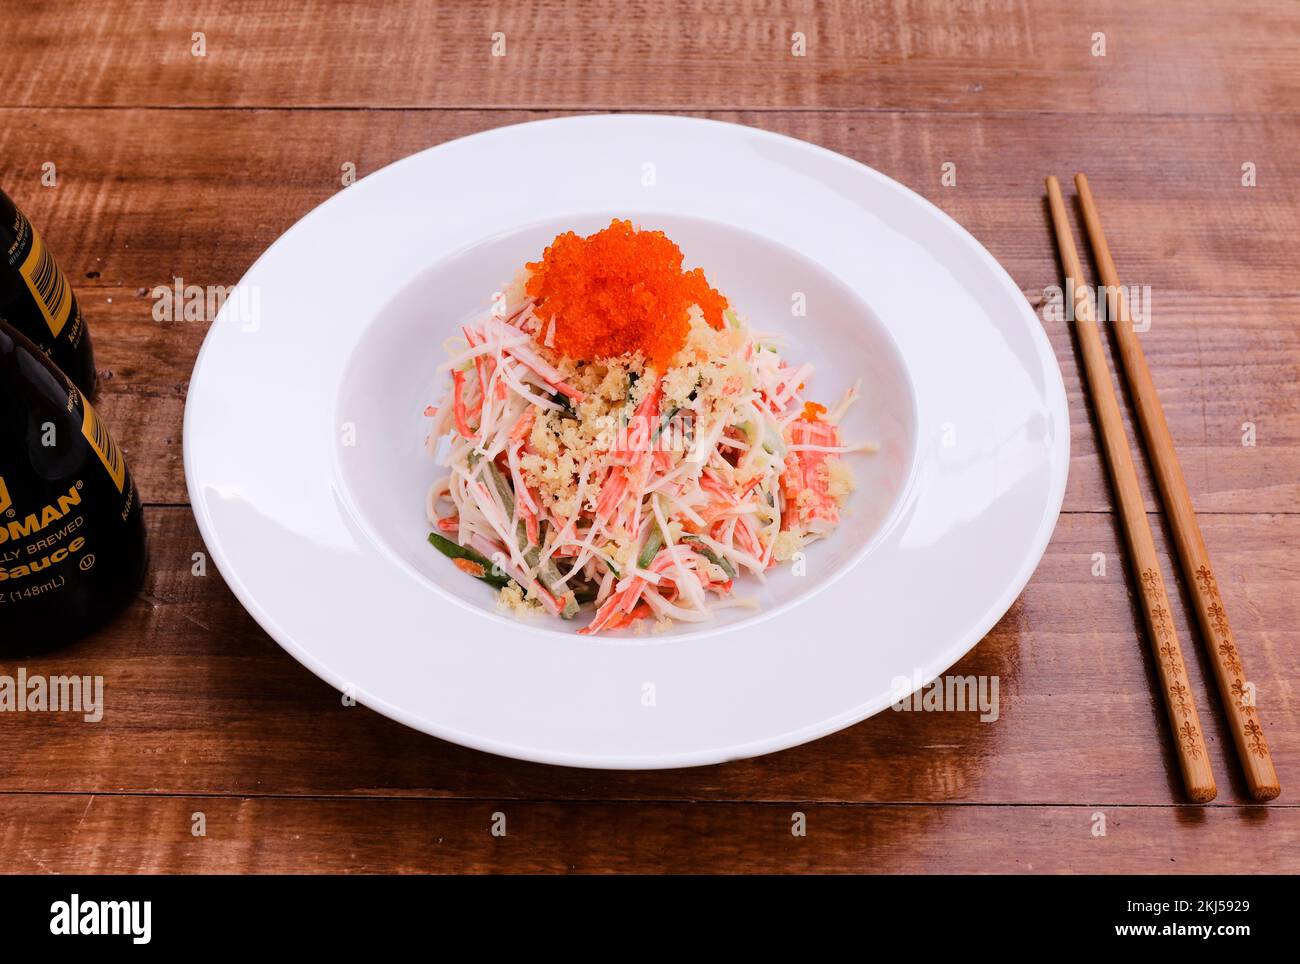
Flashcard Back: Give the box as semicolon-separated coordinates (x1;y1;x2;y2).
428;532;511;588
535;552;579;619
637;528;663;570
761;421;787;458
681;535;738;580
484;463;578;618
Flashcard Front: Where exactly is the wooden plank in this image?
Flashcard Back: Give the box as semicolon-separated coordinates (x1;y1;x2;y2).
3;108;1297;295
1;507;1294;805
1;1;1297;114
3;109;1296;511
1049;292;1300;516
2;794;1296;873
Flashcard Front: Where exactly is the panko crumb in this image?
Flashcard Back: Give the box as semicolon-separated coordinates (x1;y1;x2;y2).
661;362;701;407
497;580;543;617
771;530;804;562
520;353;649;518
822;458;856;503
519;309;757;524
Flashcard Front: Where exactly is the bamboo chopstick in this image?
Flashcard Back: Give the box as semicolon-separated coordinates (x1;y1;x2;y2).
1074;173;1280;801
1045;176;1217;803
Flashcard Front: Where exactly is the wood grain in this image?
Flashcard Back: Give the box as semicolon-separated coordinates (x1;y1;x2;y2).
3;108;1297;295
3;794;1296;874
1;1;1298;115
1;507;1294;806
4;109;1297;512
0;0;1297;875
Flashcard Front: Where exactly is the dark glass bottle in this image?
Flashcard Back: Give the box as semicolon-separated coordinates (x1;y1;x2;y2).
0;320;146;654
1;186;97;395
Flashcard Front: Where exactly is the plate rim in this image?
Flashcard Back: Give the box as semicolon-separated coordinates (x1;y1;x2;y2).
183;113;1070;768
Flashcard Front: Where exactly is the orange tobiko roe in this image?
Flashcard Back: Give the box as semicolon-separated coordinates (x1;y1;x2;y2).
525;219;729;370
800;401;827;422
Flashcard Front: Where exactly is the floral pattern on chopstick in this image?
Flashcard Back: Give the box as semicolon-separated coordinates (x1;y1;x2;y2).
1231;678;1254;715
1244;720;1268;758
1139;568;1201;758
1141;568;1161;595
1194;565;1215;595
1193;565;1269;757
1167;680;1192;719
1178;721;1204;759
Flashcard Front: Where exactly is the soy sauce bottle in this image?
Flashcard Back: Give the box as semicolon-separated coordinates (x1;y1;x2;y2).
1;187;97;394
0;320;145;654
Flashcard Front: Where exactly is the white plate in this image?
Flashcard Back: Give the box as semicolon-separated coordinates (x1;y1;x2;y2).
184;115;1068;769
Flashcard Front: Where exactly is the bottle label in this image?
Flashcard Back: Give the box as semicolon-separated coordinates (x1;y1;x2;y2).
80;397;126;493
0;396;135;591
15;214;73;338
0;475;91;586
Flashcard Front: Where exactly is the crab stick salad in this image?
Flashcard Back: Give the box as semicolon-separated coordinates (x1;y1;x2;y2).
424;219;874;635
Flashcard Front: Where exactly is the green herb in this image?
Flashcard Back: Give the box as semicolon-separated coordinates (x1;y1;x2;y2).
652;406;680;442
428;532;512;588
553;390;577;419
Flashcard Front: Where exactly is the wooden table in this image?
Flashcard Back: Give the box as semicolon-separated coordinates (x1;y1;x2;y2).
1;0;1297;874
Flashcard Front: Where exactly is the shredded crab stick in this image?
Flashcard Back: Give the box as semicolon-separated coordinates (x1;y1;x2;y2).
780;415;844;535
424;219;873;634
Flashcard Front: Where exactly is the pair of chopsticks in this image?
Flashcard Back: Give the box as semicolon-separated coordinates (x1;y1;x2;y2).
1046;175;1280;803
